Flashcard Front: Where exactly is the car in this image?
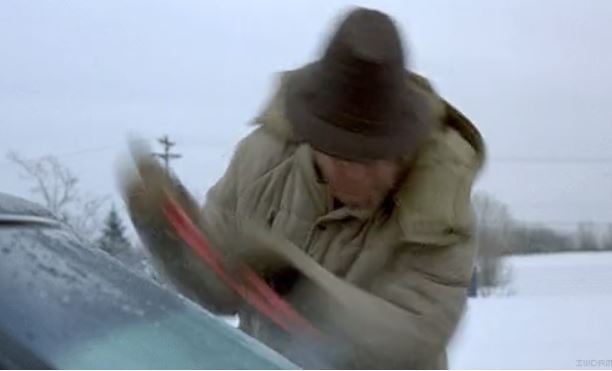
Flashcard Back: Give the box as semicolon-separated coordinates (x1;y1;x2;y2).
0;192;296;369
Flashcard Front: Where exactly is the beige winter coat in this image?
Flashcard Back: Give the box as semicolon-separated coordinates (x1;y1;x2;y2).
196;69;485;369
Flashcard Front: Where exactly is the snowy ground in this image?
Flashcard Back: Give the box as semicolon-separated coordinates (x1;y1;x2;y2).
448;252;612;369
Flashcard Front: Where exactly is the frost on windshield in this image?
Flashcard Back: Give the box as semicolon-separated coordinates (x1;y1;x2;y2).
0;193;55;219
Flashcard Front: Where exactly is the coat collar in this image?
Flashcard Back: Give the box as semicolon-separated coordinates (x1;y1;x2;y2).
253;68;486;244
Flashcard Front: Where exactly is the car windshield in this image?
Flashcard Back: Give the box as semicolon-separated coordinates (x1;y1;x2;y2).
0;221;295;369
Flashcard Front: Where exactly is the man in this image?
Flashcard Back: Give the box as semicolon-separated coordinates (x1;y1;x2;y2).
123;7;484;369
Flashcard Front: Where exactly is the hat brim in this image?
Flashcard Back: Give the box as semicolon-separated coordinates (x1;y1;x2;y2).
285;63;434;161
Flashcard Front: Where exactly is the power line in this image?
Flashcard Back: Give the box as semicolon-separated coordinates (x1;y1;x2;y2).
4;135;612;165
491;157;612;164
50;145;117;157
0;138;154;165
518;221;612;226
54;138;152;158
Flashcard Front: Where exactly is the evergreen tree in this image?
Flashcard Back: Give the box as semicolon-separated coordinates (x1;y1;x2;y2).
97;205;131;256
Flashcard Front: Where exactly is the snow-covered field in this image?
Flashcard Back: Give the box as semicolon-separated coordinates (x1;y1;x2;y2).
449;252;612;369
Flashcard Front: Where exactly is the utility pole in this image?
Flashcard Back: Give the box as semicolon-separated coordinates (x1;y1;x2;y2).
154;135;182;172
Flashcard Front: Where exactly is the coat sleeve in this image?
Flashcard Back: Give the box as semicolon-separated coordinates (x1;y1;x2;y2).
361;240;476;368
194;127;294;312
199;127;288;261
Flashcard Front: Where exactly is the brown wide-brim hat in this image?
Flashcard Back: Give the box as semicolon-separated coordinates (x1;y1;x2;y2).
285;8;433;161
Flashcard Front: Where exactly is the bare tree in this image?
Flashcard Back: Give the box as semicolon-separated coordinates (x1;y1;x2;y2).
7;151;106;241
513;224;574;254
602;224;612;251
472;192;514;296
576;222;600;251
70;196;107;242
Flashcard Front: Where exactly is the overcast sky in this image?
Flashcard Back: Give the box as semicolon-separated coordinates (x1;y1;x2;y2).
2;0;611;230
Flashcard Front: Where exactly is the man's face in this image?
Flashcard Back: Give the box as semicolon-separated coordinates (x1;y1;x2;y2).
313;150;403;211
